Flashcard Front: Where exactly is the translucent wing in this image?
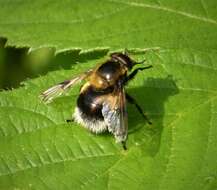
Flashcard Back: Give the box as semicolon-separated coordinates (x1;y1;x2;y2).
40;69;93;103
102;84;128;149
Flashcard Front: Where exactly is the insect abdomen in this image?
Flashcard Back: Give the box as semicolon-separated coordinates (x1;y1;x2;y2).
77;86;108;120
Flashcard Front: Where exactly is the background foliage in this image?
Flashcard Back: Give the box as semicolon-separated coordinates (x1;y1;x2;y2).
0;0;217;189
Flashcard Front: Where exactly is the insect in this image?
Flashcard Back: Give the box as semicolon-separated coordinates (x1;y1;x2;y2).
40;51;152;150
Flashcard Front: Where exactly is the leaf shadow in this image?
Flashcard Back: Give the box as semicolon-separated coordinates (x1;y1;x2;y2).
0;46;109;89
126;75;179;156
49;48;109;71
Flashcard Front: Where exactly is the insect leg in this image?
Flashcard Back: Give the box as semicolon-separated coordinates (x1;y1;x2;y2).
122;141;127;150
66;118;74;123
124;66;152;84
126;93;152;125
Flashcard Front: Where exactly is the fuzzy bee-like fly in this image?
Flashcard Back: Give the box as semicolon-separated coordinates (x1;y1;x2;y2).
40;51;152;150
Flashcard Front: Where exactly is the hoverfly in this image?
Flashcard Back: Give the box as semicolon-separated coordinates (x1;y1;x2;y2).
40;51;152;150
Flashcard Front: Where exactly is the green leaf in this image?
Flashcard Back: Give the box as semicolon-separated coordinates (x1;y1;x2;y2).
0;0;217;51
1;49;217;189
0;0;217;190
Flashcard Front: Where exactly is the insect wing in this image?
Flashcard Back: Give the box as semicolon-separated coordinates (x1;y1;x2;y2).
40;70;93;103
102;85;128;144
118;86;128;148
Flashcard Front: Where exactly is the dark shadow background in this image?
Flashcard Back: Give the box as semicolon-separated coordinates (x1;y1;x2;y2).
0;38;109;89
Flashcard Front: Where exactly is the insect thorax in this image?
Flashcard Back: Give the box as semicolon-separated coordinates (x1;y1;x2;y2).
93;61;127;87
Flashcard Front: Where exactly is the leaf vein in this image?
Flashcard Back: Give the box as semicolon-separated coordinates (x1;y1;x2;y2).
0;153;117;177
159;94;217;188
107;0;217;25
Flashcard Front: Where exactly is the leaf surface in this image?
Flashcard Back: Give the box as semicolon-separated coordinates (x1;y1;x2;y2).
0;0;216;51
0;0;217;190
